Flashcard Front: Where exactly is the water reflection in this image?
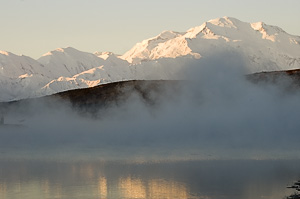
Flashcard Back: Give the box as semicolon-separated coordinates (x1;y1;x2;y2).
98;177;107;199
147;179;189;199
0;160;299;199
119;177;146;198
118;177;190;199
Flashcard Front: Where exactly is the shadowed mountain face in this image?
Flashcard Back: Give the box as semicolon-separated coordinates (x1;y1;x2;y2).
1;69;300;117
248;69;300;85
54;80;180;111
0;80;181;118
56;69;300;110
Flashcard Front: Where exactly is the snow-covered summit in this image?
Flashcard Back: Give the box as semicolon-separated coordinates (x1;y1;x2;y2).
38;47;107;78
121;16;300;72
120;30;184;63
31;48;132;98
0;47;132;101
0;50;45;78
0;17;300;102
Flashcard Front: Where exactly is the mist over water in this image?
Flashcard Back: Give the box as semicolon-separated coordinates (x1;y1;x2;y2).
1;51;300;161
1;52;300;199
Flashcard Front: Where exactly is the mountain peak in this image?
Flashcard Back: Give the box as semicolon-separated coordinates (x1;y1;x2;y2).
121;16;300;66
156;30;183;40
207;16;239;28
41;47;79;57
184;17;242;39
121;30;184;63
185;23;207;39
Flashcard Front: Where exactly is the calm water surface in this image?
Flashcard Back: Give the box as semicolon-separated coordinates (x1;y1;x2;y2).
0;159;299;199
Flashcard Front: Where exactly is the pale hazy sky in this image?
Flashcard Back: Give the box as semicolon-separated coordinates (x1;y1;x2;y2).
1;0;299;59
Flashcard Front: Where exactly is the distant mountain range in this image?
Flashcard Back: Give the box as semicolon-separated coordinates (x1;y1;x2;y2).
1;16;300;102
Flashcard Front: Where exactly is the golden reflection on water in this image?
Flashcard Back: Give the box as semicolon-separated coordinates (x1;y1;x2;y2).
118;177;190;199
0;176;190;199
1;160;298;199
98;177;108;199
148;179;189;199
119;177;146;199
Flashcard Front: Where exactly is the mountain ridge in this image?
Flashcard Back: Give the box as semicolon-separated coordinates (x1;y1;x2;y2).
0;17;300;102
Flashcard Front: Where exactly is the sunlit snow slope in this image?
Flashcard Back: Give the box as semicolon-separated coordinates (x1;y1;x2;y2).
0;17;300;102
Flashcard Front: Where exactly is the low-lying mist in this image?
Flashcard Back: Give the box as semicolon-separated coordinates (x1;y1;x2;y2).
1;51;300;161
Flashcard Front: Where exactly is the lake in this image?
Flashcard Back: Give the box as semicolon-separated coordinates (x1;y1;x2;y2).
0;158;299;199
1;82;300;199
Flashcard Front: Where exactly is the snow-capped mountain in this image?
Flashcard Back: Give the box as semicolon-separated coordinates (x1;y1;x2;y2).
0;17;300;102
37;47;132;95
122;17;300;71
121;31;190;63
38;47;107;78
0;51;46;78
0;51;52;100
